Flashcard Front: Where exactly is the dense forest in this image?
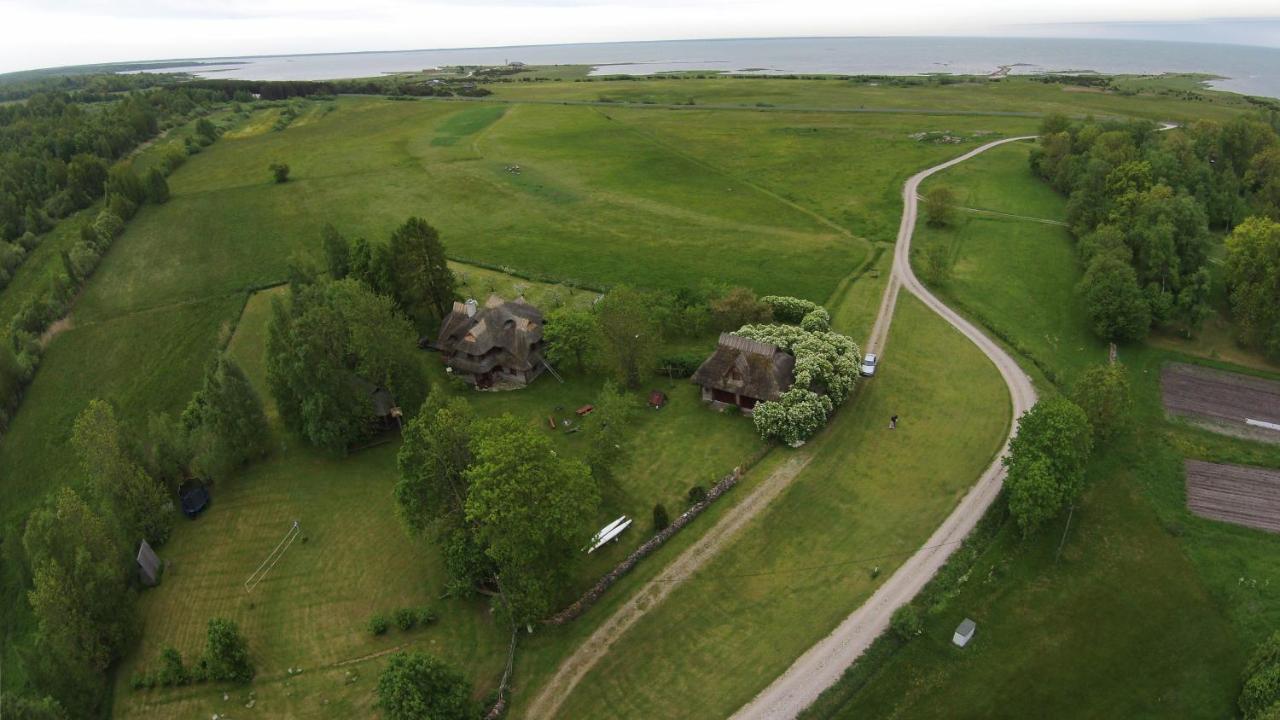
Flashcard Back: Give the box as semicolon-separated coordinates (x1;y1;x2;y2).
1031;113;1280;346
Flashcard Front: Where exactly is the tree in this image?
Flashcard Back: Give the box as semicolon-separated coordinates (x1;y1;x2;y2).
182;355;270;478
751;387;834;447
1242;632;1280;719
583;381;633;484
66;154;108;204
922;240;952;285
71;399;172;545
1003;397;1093;536
22;488;133;686
266;280;427;451
195;117;218;143
376;651;473;720
1070;362;1133;444
653;503;670;531
395;391;476;534
269;162;290;183
386;217;456;320
464;415;599;623
923;185;958;227
201;618;254;682
1225;217;1280;360
595;285;660;388
709;286;772;331
543;305;597;373
1078;253;1151;342
321;223;350;279
144;168;170;204
104;166;146;208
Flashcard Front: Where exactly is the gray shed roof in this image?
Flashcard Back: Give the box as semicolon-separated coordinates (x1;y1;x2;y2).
137;539;161;586
955;618;976;637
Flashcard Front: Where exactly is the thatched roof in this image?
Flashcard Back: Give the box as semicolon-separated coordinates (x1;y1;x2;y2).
437;295;544;372
691;333;795;401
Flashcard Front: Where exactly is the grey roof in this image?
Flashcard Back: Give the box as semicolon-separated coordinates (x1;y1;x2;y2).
956;618;976;637
437;295;544;373
137;539;161;586
691;333;795;402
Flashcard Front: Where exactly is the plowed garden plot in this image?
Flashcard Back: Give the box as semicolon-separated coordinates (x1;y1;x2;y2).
1185;460;1280;534
1160;363;1280;444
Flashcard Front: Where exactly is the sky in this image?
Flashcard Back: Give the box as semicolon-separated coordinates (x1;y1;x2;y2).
1;0;1279;74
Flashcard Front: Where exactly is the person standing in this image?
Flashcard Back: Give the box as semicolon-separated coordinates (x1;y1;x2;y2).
890;414;898;429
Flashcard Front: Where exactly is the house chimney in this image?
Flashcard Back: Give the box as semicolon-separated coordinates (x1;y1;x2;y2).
464;299;478;317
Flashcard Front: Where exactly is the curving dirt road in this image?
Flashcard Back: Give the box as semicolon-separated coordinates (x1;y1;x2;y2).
526;136;1039;720
731;136;1039;719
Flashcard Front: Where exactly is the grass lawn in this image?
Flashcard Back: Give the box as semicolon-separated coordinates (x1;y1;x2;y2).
816;129;1280;719
544;291;1011;719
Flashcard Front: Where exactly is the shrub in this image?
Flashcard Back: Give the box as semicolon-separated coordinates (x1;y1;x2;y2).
687;485;707;504
417;606;438;626
157;647;188;686
202;618;254;682
657;352;704;378
369;613;391;635
269;162;291;183
653;502;670;531
1242;632;1280;719
890;605;923;641
394;607;417;631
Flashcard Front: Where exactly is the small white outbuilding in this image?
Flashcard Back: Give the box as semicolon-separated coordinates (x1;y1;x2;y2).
952;618;976;648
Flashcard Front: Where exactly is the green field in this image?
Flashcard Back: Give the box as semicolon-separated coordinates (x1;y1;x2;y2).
543;290;1011;718
482;75;1260;123
0;75;1270;717
812;130;1280;719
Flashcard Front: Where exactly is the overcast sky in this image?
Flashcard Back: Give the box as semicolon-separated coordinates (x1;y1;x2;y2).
2;0;1278;74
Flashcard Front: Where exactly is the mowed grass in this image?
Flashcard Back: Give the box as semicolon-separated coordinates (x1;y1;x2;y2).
545;292;1011;719
820;129;1280;719
483;75;1258;123
114;278;766;718
113;442;510;720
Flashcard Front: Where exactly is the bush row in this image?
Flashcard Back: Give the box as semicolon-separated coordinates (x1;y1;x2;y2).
368;606;439;635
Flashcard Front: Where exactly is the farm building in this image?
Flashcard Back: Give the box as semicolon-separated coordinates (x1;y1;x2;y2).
691;333;795;415
436;295;547;388
136;539;161;586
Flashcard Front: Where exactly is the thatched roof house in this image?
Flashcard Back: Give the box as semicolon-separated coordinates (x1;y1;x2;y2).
691;333;795;414
436;295;545;388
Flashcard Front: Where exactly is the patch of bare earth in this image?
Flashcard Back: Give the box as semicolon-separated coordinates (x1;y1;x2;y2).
1161;362;1280;444
1185;460;1280;534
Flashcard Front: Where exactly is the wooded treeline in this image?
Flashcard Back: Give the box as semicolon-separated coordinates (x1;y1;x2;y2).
1031;113;1280;345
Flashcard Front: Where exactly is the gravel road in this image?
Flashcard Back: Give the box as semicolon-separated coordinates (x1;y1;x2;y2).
730;136;1039;720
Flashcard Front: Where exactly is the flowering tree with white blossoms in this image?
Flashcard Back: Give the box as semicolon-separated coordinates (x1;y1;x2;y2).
733;300;860;445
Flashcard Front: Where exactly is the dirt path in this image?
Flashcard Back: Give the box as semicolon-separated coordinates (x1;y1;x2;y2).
731;136;1039;719
523;453;814;719
525;137;1039;720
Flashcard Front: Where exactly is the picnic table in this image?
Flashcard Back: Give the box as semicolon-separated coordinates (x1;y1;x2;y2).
576;404;594;416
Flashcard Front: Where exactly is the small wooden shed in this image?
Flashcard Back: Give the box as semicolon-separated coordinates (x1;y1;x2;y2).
137;539;161;587
648;390;668;409
952;618;976;648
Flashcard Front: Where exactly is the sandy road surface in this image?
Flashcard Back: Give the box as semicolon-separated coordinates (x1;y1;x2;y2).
731;136;1039;720
525;137;1039;720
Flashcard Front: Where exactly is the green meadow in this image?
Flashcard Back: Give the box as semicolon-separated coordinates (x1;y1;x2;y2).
811;132;1280;719
0;75;1270;717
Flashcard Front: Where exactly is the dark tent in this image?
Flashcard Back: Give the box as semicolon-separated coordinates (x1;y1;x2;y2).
179;482;210;518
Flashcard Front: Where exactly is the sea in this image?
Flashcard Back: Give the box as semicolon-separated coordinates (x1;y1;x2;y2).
138;36;1280;99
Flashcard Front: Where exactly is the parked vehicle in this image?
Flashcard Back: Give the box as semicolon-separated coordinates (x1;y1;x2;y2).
860;353;879;377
